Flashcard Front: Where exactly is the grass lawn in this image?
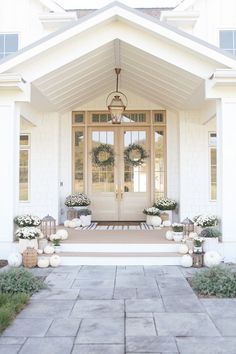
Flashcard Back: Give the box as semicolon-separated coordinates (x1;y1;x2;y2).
0;292;29;332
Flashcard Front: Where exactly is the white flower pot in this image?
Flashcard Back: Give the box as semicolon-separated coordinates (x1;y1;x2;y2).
162;210;173;223
73;206;88;211
173;232;183;242
146;215;152;225
38;238;48;251
203;238;219;253
54;245;62;253
149;215;162;227
80;215;92;227
19;238;38;254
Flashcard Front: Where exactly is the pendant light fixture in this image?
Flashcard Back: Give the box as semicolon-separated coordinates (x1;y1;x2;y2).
106;68;128;124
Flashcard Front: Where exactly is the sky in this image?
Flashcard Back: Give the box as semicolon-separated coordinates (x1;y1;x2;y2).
55;0;182;9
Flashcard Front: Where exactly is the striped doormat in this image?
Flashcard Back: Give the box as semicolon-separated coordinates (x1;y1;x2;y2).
75;223;161;231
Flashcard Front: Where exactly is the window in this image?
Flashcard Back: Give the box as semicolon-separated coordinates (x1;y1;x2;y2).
19;134;30;201
154;129;166;198
0;34;18;59
209;132;217;201
73;129;84;192
219;30;236;56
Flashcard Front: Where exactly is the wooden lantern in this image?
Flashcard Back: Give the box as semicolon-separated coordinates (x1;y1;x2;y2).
192;252;204;268
182;217;194;236
40;214;56;237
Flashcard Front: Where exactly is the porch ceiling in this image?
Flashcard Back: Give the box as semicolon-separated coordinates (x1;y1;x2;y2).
33;40;202;112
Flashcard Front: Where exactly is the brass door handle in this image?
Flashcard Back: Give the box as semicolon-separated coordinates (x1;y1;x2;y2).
115;186;118;199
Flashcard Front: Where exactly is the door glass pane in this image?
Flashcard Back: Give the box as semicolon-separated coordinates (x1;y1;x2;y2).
92;131;114;192
19;150;29;201
74;130;84;192
210;147;217;200
155;130;165;198
124;130;147;193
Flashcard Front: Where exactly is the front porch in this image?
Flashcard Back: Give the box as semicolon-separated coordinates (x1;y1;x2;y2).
1;2;236;262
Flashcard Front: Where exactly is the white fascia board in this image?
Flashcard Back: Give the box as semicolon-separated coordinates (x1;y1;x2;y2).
160;11;199;26
211;69;236;86
39;12;77;23
0;3;236;74
40;0;66;12
0;74;26;91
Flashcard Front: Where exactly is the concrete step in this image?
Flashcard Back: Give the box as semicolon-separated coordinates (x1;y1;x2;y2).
56;251;182;266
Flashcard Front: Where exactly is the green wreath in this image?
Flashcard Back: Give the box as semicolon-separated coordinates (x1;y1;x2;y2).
124;143;149;167
92;144;115;167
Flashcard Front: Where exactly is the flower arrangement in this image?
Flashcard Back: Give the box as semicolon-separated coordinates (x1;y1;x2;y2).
200;227;221;238
153;198;177;211
15;227;41;240
194;215;218;227
194;236;204;247
143;207;160;216
14;215;41;227
65;193;91;207
172;223;184;232
49;234;61;246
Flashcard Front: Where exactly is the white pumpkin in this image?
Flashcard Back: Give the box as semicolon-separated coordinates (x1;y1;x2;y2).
163;220;172;227
165;230;173;241
72;218;82;227
50;254;61;267
7;253;22;267
179;243;189;254
49;233;57;241
64;220;70;227
38;231;45;240
56;229;69;240
68;220;76;228
204;251;222;268
37;249;43;255
180;254;193;267
37;257;49;268
189;232;198;239
44;245;55;254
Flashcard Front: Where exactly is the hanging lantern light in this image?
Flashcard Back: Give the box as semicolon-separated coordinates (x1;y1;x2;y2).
106;68;128;124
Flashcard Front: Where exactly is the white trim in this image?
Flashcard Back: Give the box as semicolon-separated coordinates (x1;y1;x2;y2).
39;0;66;12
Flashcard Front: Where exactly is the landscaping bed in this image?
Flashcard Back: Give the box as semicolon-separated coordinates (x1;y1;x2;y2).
0;268;45;332
0;260;8;268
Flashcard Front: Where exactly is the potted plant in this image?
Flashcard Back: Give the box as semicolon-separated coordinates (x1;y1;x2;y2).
78;209;92;226
193;236;204;253
200;227;221;252
172;223;184;242
143;207;161;227
194;214;218;234
15;227;41;254
153;198;177;222
50;234;62;253
65;193;91;211
14;214;41;227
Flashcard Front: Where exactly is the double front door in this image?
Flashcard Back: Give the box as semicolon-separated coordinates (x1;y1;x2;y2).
88;126;150;221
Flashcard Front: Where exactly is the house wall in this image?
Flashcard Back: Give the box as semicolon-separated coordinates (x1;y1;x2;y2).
18;106;60;221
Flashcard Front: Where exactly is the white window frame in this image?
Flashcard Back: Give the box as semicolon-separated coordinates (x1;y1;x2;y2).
19;133;31;203
0;32;19;59
218;28;236;56
208;132;217;202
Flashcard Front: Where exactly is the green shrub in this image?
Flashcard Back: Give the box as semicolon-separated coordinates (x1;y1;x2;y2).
200;227;221;238
191;266;236;298
0;268;44;295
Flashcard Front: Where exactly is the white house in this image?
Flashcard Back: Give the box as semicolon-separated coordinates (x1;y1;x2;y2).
1;0;236;262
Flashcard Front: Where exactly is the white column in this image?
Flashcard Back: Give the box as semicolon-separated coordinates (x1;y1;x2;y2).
217;98;236;261
0;102;20;256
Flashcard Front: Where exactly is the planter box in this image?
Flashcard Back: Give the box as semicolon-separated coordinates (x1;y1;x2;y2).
146;215;162;227
19;238;38;254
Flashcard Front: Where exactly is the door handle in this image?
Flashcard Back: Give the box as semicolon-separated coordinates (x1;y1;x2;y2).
115;185;119;199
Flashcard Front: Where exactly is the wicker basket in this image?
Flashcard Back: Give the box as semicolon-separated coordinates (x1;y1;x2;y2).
160;212;169;222
22;247;38;268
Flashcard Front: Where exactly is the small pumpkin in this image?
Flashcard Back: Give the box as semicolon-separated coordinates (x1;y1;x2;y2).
7;253;22;267
37;249;43;255
179;243;189;254
189;232;198;239
68;221;76;228
64;220;70;227
37;257;49;268
163;220;171;227
180;254;193;267
44;245;55;255
204;251;222;267
56;229;68;240
165;230;173;241
72;218;82;227
50;254;61;267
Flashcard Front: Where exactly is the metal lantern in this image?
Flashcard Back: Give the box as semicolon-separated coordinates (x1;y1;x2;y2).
192;252;204;268
182;217;194;236
40;214;56;237
67;208;78;220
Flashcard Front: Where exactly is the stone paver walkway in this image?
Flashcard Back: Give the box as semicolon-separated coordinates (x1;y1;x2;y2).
1;265;236;354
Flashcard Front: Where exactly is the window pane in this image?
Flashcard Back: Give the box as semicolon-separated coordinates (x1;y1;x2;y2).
220;30;233;49
154;130;165;199
0;35;4;52
5;34;18;52
20;135;29;146
19;150;29;201
74;113;84;123
210;147;217;201
74;130;84;192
